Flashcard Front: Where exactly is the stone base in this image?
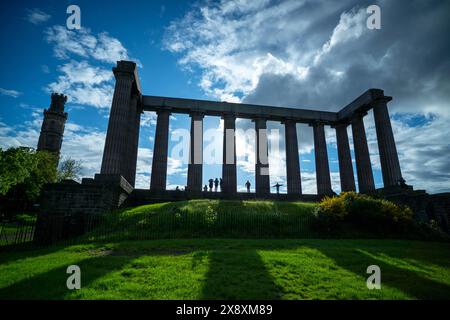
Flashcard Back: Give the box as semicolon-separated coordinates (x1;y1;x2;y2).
127;189;320;206
34;174;133;244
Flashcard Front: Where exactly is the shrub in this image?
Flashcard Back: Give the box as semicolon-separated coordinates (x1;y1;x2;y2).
313;196;347;233
314;192;414;236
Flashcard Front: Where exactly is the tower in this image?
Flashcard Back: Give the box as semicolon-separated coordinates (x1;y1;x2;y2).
37;93;68;158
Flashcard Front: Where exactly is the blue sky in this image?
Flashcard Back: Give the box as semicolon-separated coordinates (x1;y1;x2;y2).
1;0;449;194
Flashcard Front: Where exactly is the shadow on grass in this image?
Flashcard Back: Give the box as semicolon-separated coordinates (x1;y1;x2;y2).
315;244;450;299
200;249;283;299
0;251;130;299
0;243;69;265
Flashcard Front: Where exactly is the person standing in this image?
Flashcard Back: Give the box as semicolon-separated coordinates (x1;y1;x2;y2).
245;180;251;193
219;178;223;192
208;178;214;192
203;185;208;192
272;183;283;194
214;178;219;192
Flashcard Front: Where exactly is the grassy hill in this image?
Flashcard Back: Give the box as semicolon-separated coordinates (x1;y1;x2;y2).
82;200;319;241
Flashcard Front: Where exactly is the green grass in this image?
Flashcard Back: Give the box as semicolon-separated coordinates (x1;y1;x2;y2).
82;200;319;241
1;239;450;299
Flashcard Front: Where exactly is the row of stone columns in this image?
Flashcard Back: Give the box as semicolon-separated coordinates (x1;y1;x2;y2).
147;102;401;195
148;112;304;196
332;98;402;194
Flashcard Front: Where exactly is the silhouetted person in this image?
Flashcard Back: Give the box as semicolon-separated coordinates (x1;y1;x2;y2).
175;186;180;192
219;178;223;192
203;185;208;192
208;178;214;192
272;183;283;194
245;180;251;193
214;178;219;192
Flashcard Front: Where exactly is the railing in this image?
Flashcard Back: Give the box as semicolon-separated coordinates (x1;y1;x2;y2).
31;203;320;246
80;208;317;242
0;218;36;246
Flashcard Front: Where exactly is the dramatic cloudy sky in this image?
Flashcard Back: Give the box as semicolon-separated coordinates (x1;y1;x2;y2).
0;0;449;194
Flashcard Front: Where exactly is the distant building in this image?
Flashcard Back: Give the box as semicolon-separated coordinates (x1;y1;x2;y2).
37;93;68;160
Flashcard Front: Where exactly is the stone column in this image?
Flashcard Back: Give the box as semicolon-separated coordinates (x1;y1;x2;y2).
124;95;142;187
100;62;137;180
222;113;237;195
334;123;356;192
187;112;204;192
150;109;171;191
351;113;375;193
284;119;302;195
254;117;270;196
372;97;402;188
312;122;332;195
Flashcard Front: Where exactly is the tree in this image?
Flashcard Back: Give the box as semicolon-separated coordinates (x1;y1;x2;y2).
0;147;35;196
57;157;83;182
0;147;58;213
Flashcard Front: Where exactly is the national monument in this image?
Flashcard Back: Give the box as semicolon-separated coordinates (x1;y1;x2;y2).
34;61;450;243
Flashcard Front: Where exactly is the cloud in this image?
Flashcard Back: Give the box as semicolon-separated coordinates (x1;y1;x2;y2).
391;114;450;193
141;112;158;127
43;26;140;110
163;0;311;102
46;60;114;109
45;26;131;64
0;88;22;98
314;7;367;64
26;8;51;25
164;0;450;193
41;65;50;73
167;157;187;176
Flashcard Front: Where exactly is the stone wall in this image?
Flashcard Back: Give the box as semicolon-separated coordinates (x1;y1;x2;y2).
34;174;133;244
427;193;450;233
382;188;450;233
